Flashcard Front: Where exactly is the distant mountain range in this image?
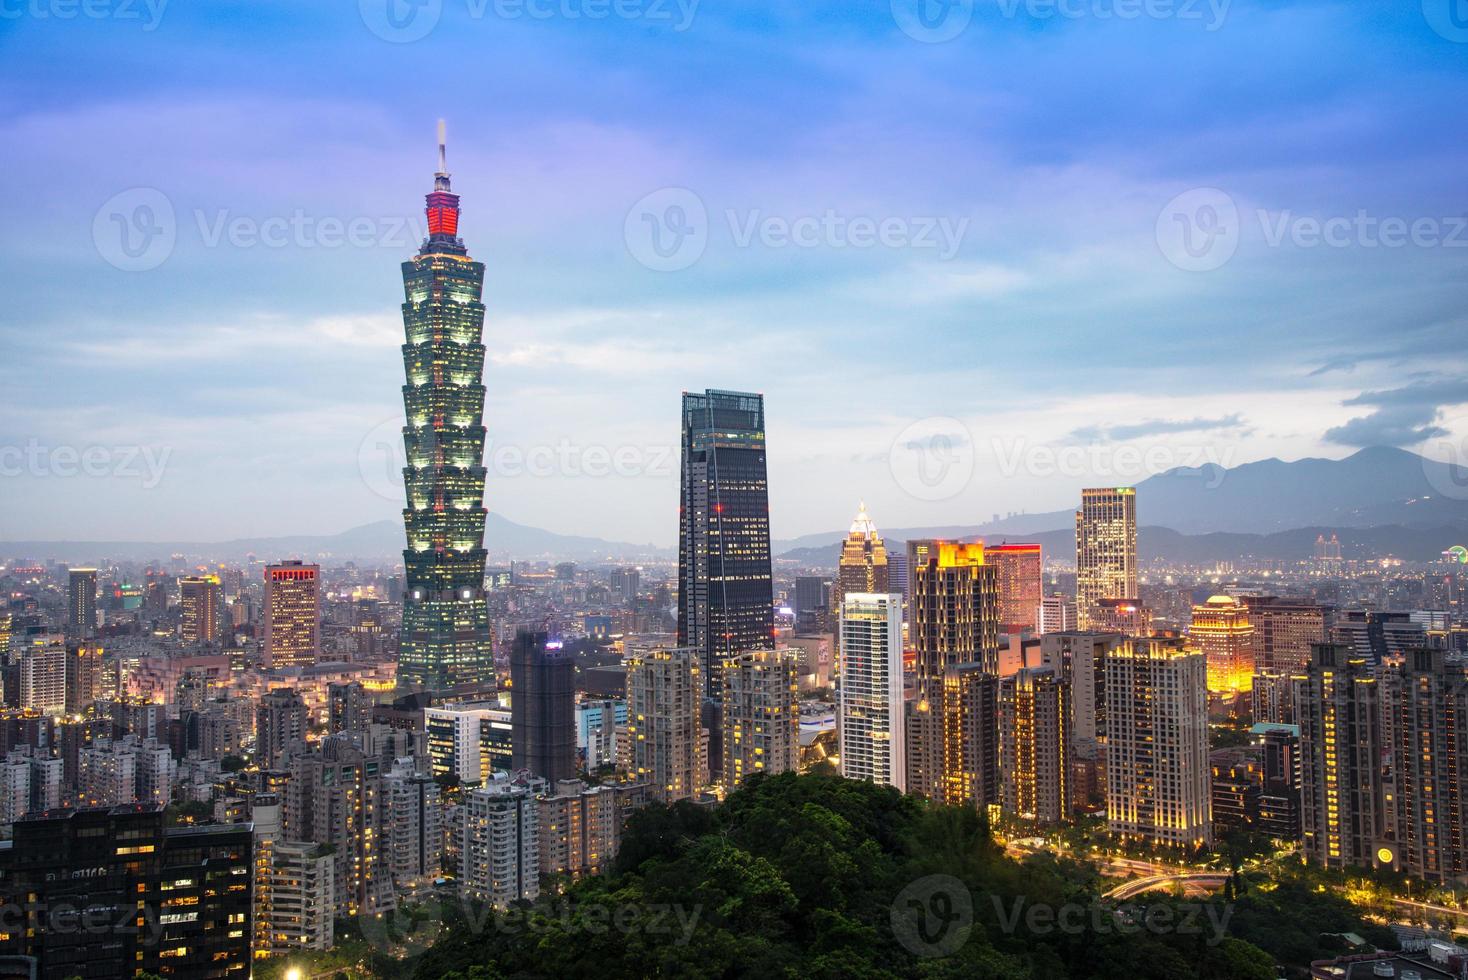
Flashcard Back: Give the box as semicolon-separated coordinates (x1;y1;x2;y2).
781;524;1468;568
0;513;673;565
774;446;1468;556
6;447;1466;566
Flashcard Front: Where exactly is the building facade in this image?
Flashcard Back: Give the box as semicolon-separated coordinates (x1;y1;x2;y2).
719;649;799;789
1075;487;1138;631
677;389;774;699
396;126;496;695
263;561;321;668
837;593;905;791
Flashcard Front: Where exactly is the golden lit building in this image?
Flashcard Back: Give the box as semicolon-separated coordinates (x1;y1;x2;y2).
1190;595;1255;695
999;666;1070;825
1383;649;1468;881
720;649;799;790
989;543;1043;633
264;560;322;668
1296;643;1384;871
904;541;1001;803
1075;488;1138;631
834;502;889;629
1105;637;1210;848
179;574;221;647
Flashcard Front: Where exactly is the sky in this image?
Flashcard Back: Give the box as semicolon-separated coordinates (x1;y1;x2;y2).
1;0;1466;547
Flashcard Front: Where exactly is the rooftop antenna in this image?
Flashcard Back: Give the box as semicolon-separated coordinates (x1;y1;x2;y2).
436;118;447;174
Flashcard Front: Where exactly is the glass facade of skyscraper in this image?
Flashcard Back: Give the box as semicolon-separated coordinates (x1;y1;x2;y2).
397;134;495;694
677;389;774;699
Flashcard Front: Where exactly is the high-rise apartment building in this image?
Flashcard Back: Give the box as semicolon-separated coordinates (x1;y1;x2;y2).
1105;637;1210;848
538;778;619;880
625;647;705;802
677;389;774;699
904;541;1001;802
1241;596;1332;672
462;772;543;908
264;560;321;668
1075;488;1138;631
1296;643;1384;870
989;543;1043;634
837;593;905;791
384;759;445;889
1384;649;1468;881
510;630;577;785
1036;594;1078;635
66;568;96;636
283;738;395;917
397;125;495;695
720;649;799;789
999;666;1070;825
1191;594;1255;696
257;688;309;768
64;639;105;712
19;634;65;715
179;574;222;646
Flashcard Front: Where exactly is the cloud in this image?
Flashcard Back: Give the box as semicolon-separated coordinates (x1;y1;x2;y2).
1324;379;1468;448
1070;414;1246;443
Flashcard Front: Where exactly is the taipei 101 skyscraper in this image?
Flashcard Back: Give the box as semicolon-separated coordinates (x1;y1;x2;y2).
396;121;494;694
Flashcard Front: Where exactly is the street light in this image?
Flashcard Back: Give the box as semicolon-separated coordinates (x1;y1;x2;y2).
285;968;302;980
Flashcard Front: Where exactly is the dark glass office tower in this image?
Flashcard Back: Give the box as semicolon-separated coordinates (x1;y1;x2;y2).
510;629;577;784
677;389;774;699
397;124;494;695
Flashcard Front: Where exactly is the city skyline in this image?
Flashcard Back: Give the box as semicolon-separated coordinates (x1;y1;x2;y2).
3;3;1467;546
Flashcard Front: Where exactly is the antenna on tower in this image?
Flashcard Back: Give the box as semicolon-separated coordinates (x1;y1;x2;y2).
436;118;447;174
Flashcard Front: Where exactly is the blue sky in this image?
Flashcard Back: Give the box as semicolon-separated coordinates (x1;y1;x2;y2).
1;0;1466;546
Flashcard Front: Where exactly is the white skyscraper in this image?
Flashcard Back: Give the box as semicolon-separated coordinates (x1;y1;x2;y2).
19;635;66;715
838;593;905;791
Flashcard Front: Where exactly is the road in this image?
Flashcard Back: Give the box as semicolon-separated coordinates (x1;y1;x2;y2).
1103;872;1230;901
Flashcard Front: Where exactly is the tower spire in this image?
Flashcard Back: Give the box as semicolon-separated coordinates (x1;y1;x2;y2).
437;118;447;175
